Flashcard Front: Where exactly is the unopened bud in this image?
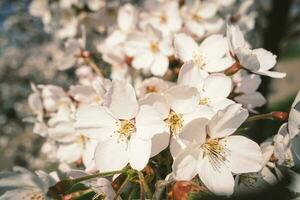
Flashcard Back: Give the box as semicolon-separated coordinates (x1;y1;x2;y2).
81;50;91;58
225;61;241;76
169;181;206;200
271;111;289;121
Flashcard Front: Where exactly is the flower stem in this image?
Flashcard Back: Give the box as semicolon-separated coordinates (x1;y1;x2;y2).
138;171;152;199
84;57;103;77
113;175;131;200
73;169;126;184
246;111;288;122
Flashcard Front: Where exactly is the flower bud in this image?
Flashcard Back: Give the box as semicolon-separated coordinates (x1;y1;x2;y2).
271;111;289;121
169;181;205;200
225;61;241;76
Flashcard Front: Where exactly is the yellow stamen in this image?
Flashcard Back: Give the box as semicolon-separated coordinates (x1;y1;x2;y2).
193;53;205;69
116;120;136;139
165;111;184;135
202;139;230;171
199;97;210;105
150;42;159;53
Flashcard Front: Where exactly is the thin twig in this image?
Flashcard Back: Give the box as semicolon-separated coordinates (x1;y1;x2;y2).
152;179;173;200
113;175;131;200
84;57;103;77
138;171;145;200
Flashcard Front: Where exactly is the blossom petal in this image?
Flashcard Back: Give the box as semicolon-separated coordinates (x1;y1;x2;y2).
225;135;263;174
139;93;170;119
180;118;208;144
57;143;83;163
150;132;170;157
177;62;208;91
203;74;232;100
208;104;249;138
174;33;198;62
132;51;154;70
198;158;234;196
135;105;165;140
172;147;199;180
75;106;117;141
105;80;138;120
289;90;300;138
235;48;260;71
129;136;151;170
199;34;228;61
150;53;169;76
165;85;200;114
95;138;128;172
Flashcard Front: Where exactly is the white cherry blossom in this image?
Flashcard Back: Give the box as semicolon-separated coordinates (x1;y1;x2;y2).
172;104;263;196
226;24;286;78
75;80;165;171
174;33;234;74
181;0;223;38
125;26;173;76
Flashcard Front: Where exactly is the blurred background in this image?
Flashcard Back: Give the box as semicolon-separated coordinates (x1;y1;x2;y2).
0;0;299;172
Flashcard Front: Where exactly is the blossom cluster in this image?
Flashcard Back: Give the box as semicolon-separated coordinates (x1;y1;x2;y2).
1;0;300;199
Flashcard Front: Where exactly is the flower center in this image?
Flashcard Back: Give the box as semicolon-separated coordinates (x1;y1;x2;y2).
199;97;210;105
146;85;158;94
192;53;205;69
165;111;184;135
192;13;202;22
202;139;230;171
75;135;88;147
116;120;136;139
150;42;159;53
160;14;167;23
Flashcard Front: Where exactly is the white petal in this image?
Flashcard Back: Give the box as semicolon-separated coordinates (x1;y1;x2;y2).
75;106;117;141
150;53;169;76
203;74;232;100
139;93;170;119
208;104;249;138
225;136;263;173
105;80;138;120
172;147;199;180
57;143;83;163
82;139;98;170
256;70;286;78
253;48;276;71
235;48;260;71
117;4;136;33
177;62;208;91
199;34;228;61
135;105;165;140
197;2;218;18
170;136;188;158
174;33;198;62
180;118;208;144
210;98;235;112
204;56;234;73
129;136;151;170
183;105;215;124
235;74;262;94
165;85;200;114
150;132;170;157
289;90;300;138
185;20;205;38
132;51;154;70
198;158;234;196
95;138;128;172
226;24;246;53
234;92;266;111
